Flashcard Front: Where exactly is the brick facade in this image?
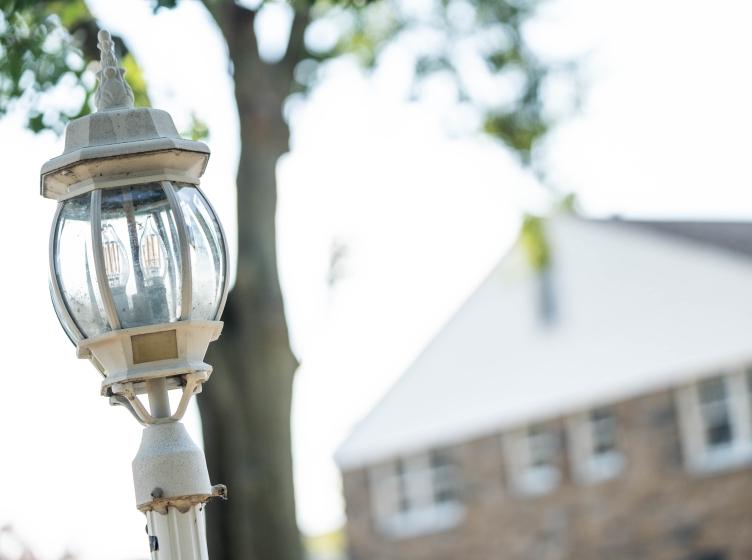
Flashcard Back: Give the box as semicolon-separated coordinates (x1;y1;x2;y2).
341;389;752;560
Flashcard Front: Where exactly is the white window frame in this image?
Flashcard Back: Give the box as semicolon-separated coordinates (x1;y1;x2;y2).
503;424;561;496
368;451;464;539
567;407;625;484
676;369;752;474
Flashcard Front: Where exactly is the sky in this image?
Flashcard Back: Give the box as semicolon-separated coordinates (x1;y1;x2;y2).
2;0;752;558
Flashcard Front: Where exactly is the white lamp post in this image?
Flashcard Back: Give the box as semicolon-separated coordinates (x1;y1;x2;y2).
40;30;229;560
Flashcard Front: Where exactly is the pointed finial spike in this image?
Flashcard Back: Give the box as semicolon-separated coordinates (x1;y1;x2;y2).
94;28;135;112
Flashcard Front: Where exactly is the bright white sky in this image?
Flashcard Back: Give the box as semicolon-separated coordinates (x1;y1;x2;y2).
2;0;752;558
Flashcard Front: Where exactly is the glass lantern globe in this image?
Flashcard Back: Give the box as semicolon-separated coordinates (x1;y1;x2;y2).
46;177;229;425
51;181;227;341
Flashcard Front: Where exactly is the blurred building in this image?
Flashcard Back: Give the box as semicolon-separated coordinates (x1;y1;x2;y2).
335;217;752;560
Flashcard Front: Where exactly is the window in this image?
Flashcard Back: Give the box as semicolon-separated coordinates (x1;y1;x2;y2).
568;407;624;484
698;378;733;449
369;450;464;538
431;452;459;504
503;424;561;496
677;370;752;473
591;408;618;454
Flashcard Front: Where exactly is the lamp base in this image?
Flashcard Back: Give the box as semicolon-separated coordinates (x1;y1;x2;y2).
73;320;223;394
133;421;226;559
132;421;212;507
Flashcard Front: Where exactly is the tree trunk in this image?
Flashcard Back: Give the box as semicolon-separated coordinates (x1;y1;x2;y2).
197;3;305;559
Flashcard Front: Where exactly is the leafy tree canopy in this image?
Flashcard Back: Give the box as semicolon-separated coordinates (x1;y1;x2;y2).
1;0;569;161
0;0;150;132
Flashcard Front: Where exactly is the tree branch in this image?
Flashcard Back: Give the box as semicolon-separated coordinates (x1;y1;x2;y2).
201;0;260;63
280;3;310;72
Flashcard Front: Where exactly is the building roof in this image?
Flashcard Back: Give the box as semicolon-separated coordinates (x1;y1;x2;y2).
335;217;752;470
605;219;752;259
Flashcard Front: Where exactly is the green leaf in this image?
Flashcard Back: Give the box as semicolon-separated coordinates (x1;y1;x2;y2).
27;111;45;132
484;110;547;162
182;112;209;141
45;0;91;28
520;214;550;270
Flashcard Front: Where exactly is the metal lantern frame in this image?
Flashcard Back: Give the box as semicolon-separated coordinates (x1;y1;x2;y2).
40;31;228;558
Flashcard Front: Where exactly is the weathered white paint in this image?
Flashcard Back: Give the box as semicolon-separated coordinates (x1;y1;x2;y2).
146;506;209;560
132;422;212;508
336;217;752;469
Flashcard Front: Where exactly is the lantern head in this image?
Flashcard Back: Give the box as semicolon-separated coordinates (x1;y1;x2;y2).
41;31;229;425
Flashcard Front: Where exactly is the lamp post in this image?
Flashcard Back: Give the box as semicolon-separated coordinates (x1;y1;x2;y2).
40;30;229;560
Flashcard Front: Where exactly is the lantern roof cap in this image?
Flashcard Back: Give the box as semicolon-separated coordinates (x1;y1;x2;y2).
40;29;210;200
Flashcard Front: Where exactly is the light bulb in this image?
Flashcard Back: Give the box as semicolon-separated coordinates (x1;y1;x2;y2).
140;215;167;283
101;224;129;289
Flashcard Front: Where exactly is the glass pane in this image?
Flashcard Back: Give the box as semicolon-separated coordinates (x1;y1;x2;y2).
590;408;617;455
706;417;733;447
699;377;727;404
49;283;77;344
431;451;458;504
175;184;226;320
100;185;183;328
54;194;110;338
528;425;557;467
698;377;733;448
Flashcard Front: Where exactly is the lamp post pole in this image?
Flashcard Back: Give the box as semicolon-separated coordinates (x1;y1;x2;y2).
40;30;229;560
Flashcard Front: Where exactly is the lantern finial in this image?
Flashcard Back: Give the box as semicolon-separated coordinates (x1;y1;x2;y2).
94;29;135;112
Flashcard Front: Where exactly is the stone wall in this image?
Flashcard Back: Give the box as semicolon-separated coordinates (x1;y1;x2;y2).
341;389;752;560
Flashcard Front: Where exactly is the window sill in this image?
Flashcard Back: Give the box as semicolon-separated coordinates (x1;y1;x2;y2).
576;452;625;485
689;444;752;475
513;465;561;497
377;502;465;540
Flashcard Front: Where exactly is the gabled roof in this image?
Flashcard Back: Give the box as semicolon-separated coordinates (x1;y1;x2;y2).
335;217;752;470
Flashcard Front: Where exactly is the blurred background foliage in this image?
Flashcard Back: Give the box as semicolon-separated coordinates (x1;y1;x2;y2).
0;0;151;132
0;0;571;558
1;0;572;162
